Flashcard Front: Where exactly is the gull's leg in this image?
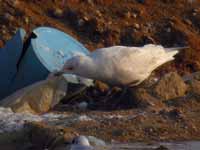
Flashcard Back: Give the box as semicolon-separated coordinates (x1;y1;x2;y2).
112;86;128;109
101;87;114;103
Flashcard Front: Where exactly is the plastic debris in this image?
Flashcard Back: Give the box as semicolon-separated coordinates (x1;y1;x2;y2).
0;28;26;99
0;27;93;100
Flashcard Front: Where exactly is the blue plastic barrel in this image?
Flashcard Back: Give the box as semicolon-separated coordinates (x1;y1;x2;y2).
0;28;26;99
10;27;92;93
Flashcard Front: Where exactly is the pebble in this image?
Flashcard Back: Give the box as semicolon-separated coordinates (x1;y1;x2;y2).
87;136;106;146
77;101;88;110
77;19;85;27
155;145;169;150
193;8;200;12
134;23;140;29
184;19;192;25
3;13;14;22
96;10;102;17
53;8;63;18
83;16;89;21
137;0;145;3
133;13;137;18
126;11;131;18
24;17;30;24
166;27;171;33
87;0;93;5
2;29;6;34
192;12;197;16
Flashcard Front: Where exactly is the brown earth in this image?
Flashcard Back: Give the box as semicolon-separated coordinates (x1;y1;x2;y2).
0;0;200;75
1;0;200;150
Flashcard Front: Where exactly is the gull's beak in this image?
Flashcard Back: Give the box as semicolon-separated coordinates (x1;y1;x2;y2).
53;66;73;77
53;71;65;76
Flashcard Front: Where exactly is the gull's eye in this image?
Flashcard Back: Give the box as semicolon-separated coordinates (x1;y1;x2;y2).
72;138;77;144
68;66;73;70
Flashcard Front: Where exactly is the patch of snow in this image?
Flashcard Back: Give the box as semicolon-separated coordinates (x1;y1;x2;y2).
104;115;124;119
42;113;68;121
0;107;69;133
76;115;93;122
0;107;42;133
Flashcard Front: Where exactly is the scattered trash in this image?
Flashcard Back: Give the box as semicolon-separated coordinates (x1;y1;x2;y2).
70;135;94;150
0;28;25;99
76;115;93;122
77;101;88;110
87;136;106;147
0;76;67;114
0;27;93;100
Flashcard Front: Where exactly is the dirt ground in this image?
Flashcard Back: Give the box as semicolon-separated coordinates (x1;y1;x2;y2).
0;0;200;75
0;0;200;149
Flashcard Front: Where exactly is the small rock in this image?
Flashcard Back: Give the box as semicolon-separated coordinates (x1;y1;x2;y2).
168;109;184;120
187;0;195;3
134;23;140;29
1;29;6;35
87;136;106;146
193;8;200;12
184;19;192;25
155;145;169;150
154;72;187;101
133;13;137;18
83;16;89;21
87;0;94;5
193;12;197;16
24;122;75;149
166;27;171;33
126;11;131;18
183;71;200;81
53;8;64;18
159;108;184;120
131;88;159;108
189;79;200;96
24;17;30;24
95;80;109;93
77;101;88;110
3;13;14;22
77;18;85;27
137;0;145;3
96;10;102;17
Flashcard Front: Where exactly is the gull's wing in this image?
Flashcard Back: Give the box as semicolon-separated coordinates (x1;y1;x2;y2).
88;44;183;85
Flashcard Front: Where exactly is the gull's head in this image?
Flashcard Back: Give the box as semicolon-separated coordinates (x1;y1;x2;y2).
72;135;90;146
62;55;95;79
62;55;83;74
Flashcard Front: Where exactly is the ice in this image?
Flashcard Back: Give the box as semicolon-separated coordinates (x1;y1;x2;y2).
0;107;68;133
0;107;42;133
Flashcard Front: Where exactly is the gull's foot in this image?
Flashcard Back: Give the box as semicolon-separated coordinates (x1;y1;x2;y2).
47;71;64;80
111;87;128;109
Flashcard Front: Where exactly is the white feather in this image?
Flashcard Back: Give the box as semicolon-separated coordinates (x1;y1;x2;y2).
62;44;184;86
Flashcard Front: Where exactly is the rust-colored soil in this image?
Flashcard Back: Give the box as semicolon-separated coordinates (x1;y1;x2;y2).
1;0;200;149
0;0;200;75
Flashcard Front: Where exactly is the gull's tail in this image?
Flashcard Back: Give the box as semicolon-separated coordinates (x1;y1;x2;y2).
165;46;189;51
165;46;189;60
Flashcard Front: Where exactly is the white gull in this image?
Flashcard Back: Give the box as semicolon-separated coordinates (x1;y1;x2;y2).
57;44;186;87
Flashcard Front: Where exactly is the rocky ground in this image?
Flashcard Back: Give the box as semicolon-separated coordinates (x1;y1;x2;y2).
0;0;200;150
0;0;200;75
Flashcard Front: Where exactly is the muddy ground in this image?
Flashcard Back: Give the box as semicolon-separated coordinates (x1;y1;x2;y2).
1;0;200;75
0;0;200;150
